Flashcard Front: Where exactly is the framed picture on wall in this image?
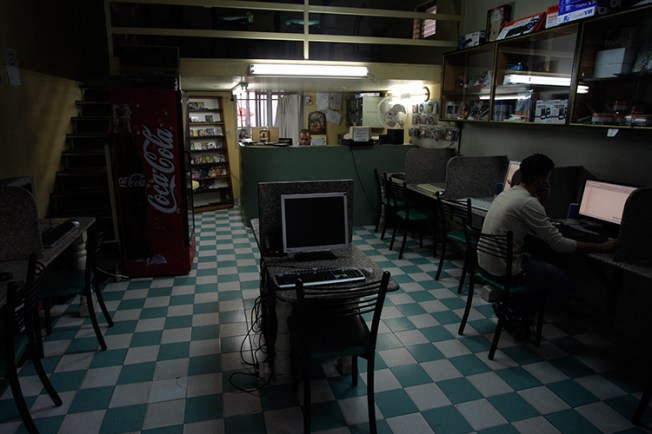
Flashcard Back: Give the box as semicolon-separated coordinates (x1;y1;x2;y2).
308;111;326;134
486;5;511;42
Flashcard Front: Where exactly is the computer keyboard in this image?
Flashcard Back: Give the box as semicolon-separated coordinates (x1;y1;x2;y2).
556;223;608;243
41;221;77;247
274;266;366;289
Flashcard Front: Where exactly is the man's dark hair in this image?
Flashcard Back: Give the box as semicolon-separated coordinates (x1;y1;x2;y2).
519;154;554;184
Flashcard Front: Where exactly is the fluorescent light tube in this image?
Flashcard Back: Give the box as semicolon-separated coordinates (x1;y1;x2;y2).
480;93;531;100
249;64;368;78
504;74;571;86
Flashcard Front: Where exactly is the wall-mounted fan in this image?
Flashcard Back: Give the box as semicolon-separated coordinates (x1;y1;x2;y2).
378;97;407;128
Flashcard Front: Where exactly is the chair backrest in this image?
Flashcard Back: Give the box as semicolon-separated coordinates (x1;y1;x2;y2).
85;224;104;285
615;187;652;263
465;225;514;288
2;254;43;347
384;173;408;205
374;168;387;206
404;147;455;185
445;155;508;200
437;192;472;236
295;271;391;351
0;187;43;261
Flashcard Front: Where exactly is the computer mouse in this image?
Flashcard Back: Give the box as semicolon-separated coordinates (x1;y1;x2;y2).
66;219;81;227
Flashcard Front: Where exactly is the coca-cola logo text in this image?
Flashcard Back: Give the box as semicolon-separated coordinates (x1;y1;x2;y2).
118;173;146;188
142;126;178;214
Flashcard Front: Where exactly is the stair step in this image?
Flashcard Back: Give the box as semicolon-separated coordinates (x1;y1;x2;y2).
71;116;110;133
61;150;107;169
56;169;109;191
76;100;110;117
66;133;109;151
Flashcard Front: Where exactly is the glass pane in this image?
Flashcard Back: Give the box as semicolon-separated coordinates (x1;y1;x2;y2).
572;7;652;128
442;45;494;121
493;24;577;124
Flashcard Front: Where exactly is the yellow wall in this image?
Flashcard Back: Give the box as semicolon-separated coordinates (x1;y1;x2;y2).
303;92;351;145
0;69;80;217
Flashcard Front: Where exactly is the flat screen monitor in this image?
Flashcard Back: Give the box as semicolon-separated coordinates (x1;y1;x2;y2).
503;160;521;192
281;192;349;258
578;179;636;225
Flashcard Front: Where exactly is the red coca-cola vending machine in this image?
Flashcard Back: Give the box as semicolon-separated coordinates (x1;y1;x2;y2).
110;79;195;276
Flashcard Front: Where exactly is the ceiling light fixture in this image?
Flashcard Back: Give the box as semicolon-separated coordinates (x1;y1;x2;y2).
249;64;368;78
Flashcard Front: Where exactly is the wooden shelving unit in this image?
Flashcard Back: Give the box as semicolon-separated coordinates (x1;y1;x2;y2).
187;96;234;212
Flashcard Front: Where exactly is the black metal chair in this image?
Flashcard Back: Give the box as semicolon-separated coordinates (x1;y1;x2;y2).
435;193;472;293
459;226;544;360
291;271;391;434
1;254;62;433
38;224;113;352
385;175;435;259
375;170;404;241
373;168;388;236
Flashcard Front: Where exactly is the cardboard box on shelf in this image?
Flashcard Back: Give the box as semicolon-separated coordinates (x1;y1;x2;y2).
486;5;512;42
546;5;560;28
458;31;486;49
534;99;568;123
496;12;546;40
557;0;621;24
593;47;637;77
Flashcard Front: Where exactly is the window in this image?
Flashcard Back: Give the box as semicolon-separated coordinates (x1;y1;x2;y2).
413;1;437;39
235;91;282;130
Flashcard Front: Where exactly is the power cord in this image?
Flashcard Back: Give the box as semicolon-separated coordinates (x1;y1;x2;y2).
229;294;272;393
347;145;381;216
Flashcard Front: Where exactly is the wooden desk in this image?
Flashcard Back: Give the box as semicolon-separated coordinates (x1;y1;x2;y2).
0;217;95;302
251;218;398;376
406;182;446;198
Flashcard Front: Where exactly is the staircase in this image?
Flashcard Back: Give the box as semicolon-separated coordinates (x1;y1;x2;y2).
48;84;119;259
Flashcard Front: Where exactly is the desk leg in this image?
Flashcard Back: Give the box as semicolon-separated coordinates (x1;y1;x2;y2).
274;299;293;377
72;232;91;317
72;232;88;270
633;364;652;424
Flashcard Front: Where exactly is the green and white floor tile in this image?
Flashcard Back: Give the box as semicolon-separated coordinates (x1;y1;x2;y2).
1;205;651;433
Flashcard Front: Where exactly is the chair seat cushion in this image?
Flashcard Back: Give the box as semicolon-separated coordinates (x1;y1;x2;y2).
39;269;86;298
476;272;529;296
307;315;370;360
384;198;405;208
396;208;432;221
446;229;465;244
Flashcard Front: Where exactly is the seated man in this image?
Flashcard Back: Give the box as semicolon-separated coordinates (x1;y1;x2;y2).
479;153;616;341
299;128;312;146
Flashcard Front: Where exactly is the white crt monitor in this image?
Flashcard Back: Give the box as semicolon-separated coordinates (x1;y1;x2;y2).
280;192;350;255
578;179;636;225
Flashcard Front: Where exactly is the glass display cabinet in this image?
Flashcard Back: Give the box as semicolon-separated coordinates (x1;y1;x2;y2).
441;44;495;121
571;6;652;128
493;24;578;124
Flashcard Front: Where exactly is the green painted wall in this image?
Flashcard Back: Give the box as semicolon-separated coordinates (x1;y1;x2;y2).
239;144;415;227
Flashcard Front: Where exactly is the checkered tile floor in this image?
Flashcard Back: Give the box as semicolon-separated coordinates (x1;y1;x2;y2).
1;205;651;433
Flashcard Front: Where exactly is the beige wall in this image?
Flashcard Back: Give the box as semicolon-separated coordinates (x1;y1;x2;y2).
0;70;80;217
0;0;105;217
